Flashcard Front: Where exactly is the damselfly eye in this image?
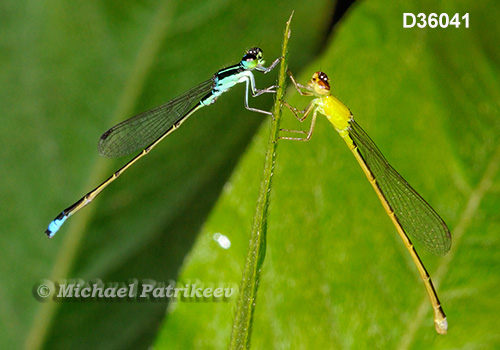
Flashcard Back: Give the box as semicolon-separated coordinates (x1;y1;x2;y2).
309;71;330;94
247;47;263;60
317;71;329;83
243;54;257;63
241;51;259;69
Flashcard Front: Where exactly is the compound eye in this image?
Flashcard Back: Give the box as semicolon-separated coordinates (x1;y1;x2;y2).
242;53;256;62
241;52;258;69
318;72;329;83
309;71;330;93
247;47;263;60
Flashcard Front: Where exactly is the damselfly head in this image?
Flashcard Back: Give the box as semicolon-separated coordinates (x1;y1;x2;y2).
309;71;330;95
242;47;265;69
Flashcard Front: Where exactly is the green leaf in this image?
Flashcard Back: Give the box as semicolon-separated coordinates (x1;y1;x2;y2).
158;0;500;349
1;0;333;349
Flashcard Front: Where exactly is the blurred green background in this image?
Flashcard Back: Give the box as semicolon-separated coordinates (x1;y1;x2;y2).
2;0;499;349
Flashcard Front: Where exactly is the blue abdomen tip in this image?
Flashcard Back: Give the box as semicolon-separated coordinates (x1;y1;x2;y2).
45;215;68;238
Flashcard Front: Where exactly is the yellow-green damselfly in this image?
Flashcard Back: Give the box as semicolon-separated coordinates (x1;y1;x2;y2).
281;71;451;334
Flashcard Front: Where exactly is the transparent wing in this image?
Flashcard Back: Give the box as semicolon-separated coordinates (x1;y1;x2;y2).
349;120;451;255
98;79;214;158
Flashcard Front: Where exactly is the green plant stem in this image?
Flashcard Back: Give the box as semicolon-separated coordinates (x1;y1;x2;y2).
229;12;293;350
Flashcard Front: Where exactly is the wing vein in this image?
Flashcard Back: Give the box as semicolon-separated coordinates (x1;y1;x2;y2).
349;120;451;255
98;78;214;158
